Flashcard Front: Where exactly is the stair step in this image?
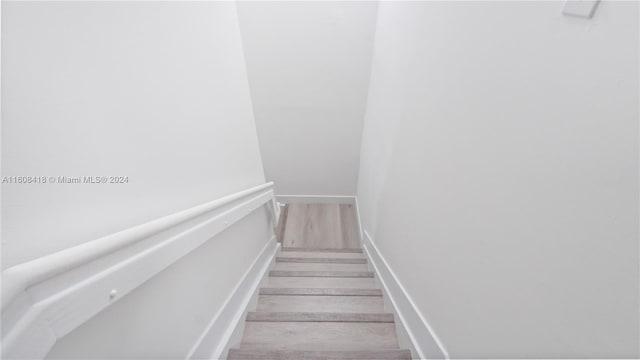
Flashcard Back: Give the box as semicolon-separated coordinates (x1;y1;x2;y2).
277;257;367;264
228;349;413;360
268;277;376;289
282;247;363;253
247;312;393;323
258;295;385;313
274;263;368;272
270;270;374;278
260;288;382;296
279;251;365;259
240;322;399;350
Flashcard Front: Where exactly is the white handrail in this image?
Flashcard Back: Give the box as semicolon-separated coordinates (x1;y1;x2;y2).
1;182;275;311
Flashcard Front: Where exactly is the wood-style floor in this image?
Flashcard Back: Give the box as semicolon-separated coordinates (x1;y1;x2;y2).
277;203;360;249
228;203;411;360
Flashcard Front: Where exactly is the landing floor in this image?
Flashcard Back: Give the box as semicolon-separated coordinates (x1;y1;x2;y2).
277;203;360;249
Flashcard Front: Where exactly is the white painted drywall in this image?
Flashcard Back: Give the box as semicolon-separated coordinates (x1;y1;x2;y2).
2;2;273;358
357;1;639;358
2;1;265;269
46;208;273;359
237;1;378;196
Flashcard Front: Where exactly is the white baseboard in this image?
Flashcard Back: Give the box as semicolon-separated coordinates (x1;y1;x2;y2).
354;197;364;244
187;236;280;360
363;230;449;360
276;195;356;204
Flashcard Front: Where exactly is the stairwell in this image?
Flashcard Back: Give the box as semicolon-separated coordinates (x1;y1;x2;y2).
227;204;412;359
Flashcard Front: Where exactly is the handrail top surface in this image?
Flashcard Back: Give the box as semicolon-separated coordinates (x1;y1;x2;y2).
1;182;275;310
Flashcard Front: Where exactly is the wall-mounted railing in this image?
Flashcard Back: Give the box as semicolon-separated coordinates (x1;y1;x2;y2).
1;182;279;359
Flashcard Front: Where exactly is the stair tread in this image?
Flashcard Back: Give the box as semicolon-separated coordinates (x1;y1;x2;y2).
279;251;365;259
236;245;401;355
258;295;385;313
260;288;382;296
274;263;368;272
268;277;376;289
227;349;412;360
282;247;363;253
240;322;399;350
247;312;394;323
270;270;374;278
277;257;367;264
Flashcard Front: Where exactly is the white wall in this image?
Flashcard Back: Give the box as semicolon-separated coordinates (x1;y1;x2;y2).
357;1;639;358
46;208;273;359
2;1;265;269
2;1;272;358
237;1;378;196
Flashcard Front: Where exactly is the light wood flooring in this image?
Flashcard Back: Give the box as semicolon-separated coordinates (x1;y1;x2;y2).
277;203;360;249
228;203;411;360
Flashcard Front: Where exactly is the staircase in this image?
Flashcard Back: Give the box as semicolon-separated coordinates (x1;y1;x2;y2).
227;247;412;360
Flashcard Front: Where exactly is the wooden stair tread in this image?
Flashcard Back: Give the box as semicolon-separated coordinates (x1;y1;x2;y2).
277;257;367;264
267;277;376;289
246;312;394;323
274;262;368;272
282;247;363;253
258;295;385;313
279;251;365;259
227;349;412;360
260;288;382;296
240;322;399;350
236;245;402;356
270;270;374;278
